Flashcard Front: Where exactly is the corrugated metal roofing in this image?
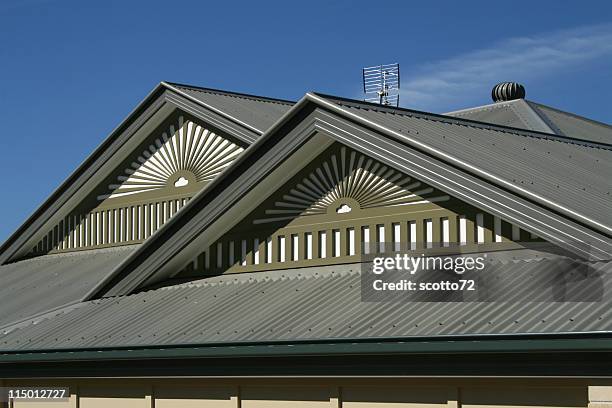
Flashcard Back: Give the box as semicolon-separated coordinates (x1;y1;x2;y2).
445;99;612;144
445;99;553;133
527;101;612;144
1;256;611;352
168;82;294;133
317;95;612;230
0;245;138;329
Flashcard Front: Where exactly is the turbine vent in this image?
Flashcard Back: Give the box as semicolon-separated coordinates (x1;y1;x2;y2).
492;82;526;102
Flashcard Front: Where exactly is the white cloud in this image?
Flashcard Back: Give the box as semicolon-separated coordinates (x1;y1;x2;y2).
400;24;612;112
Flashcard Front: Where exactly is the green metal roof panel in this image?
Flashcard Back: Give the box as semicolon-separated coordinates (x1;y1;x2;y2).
1;256;611;352
0;245;138;329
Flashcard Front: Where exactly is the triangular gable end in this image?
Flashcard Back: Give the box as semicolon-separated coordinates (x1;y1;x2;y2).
0;83;271;264
28;113;245;258
91;98;609;298
172;141;544;279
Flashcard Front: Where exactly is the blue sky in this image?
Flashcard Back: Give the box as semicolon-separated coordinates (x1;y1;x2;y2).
0;0;611;243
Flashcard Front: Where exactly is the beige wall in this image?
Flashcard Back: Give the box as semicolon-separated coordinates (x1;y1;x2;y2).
342;386;450;407
78;385;151;408
5;378;604;408
155;385;237;408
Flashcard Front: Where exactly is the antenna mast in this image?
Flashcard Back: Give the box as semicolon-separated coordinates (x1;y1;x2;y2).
362;63;400;107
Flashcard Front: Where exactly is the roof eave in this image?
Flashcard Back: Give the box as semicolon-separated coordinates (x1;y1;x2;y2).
2;333;612;363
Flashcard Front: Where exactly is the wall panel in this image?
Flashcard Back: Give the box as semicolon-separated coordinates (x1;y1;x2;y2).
78;386;149;408
241;386;331;408
155;385;236;408
461;386;586;408
2;379;597;407
342;386;449;408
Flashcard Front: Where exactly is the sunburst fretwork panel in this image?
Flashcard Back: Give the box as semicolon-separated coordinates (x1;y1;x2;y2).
253;146;450;225
177;143;542;277
30;115;244;256
99;116;243;201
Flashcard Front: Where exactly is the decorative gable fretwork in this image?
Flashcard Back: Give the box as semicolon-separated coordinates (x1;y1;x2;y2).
30;115;244;256
253;146;449;224
100;116;243;201
177;143;541;278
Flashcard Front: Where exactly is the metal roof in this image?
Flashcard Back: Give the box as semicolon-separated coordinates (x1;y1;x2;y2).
167;82;295;134
315;94;612;231
0;245;138;329
445;99;553;133
88;92;612;298
445;99;612;144
1;255;611;352
527;101;612;144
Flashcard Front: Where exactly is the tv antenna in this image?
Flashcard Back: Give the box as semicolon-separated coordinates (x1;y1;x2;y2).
362;63;400;107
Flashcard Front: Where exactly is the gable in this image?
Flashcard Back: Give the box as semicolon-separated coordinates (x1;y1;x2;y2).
27;113;245;257
0;83;269;264
174;142;541;278
85;97;612;298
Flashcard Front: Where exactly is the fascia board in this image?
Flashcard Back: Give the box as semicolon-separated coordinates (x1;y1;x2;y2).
1;335;612;364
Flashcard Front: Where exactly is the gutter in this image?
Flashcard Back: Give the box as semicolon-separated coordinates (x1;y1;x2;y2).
2;335;612;363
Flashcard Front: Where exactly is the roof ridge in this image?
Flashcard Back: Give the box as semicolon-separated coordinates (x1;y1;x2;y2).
165;81;296;105
444;99;523;116
526;100;612;130
506;99;555;134
445;99;554;133
312;92;612;150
